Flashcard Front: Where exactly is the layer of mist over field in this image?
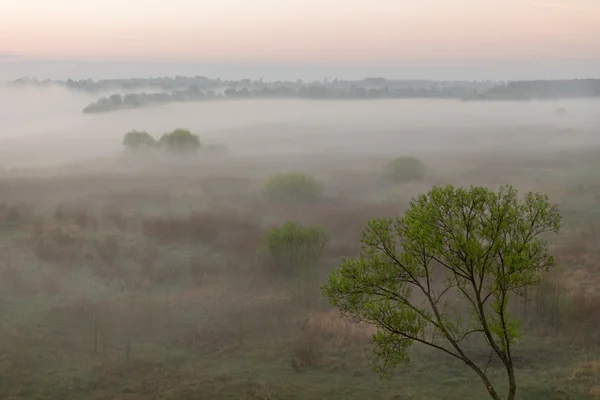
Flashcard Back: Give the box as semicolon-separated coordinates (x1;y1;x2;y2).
1;82;599;169
1;75;600;400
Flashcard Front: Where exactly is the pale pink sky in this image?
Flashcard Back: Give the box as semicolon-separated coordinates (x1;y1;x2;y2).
2;0;599;62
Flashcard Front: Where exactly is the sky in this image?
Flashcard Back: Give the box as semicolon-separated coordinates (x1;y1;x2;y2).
1;0;599;80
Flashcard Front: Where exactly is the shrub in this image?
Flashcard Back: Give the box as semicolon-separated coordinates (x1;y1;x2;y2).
142;210;263;253
122;130;157;151
263;172;322;203
383;156;427;183
31;226;86;268
101;206;128;230
142;216;186;243
0;202;34;225
261;221;328;307
261;221;328;276
291;322;324;371
87;234;125;280
96;234;119;267
158;128;200;152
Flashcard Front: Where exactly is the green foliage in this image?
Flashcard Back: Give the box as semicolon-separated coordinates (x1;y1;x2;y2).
263;172;322;203
384;156;427;183
261;221;329;276
323;184;561;400
122;130;157;151
158;128;201;152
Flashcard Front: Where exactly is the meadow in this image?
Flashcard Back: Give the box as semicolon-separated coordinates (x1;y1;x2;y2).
1;91;600;399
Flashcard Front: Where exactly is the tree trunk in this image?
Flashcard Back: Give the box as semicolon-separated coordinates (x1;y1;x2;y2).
463;359;502;400
505;362;517;400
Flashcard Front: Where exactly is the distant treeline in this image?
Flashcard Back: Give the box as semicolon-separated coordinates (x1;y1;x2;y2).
10;76;498;93
8;76;600;114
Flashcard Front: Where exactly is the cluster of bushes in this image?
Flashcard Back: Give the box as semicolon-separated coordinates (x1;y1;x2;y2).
28;155;427;290
122;128;200;153
142;210;262;248
255;158;428;298
263;172;323;203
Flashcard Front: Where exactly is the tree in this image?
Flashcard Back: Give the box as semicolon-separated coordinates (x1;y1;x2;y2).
262;221;329;307
263;172;322;203
322;185;560;400
384;156;427;183
122;130;157;151
108;93;123;107
261;221;329;275
158;128;200;152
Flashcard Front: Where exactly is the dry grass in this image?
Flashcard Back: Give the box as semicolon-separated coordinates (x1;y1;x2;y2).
569;359;600;399
570;360;600;381
299;310;376;347
289;310;376;372
0;149;599;399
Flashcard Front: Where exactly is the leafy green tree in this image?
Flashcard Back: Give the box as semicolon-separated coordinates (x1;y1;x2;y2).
384;156;427;183
262;221;329;275
263;172;322;203
262;221;329;307
122;130;157;151
158;128;201;152
323;185;560;400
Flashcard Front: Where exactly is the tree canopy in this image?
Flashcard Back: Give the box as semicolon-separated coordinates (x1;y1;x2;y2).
158;128;201;152
323;184;561;400
122;130;157;151
384;156;427;183
261;221;329;276
262;172;322;203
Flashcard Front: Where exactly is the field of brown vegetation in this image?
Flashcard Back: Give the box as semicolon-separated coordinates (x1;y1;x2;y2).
1;147;600;400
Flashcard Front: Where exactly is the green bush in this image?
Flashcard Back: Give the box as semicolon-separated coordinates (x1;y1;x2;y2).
384;156;427;183
262;221;328;307
122;130;157;151
263;172;322;203
261;221;328;276
158;128;200;152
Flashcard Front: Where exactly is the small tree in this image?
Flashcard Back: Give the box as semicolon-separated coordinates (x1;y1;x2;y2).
122;130;157;151
384;156;427;183
158;128;200;152
323;185;560;400
262;221;329;306
263;172;322;203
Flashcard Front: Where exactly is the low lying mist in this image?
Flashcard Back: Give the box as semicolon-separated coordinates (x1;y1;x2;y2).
1;82;599;169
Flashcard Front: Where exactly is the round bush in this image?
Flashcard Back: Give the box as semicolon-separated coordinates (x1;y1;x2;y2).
122;130;157;151
384;156;427;183
158;128;201;152
263;172;322;203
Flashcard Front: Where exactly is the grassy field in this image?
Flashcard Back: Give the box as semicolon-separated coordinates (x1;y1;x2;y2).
0;148;599;400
